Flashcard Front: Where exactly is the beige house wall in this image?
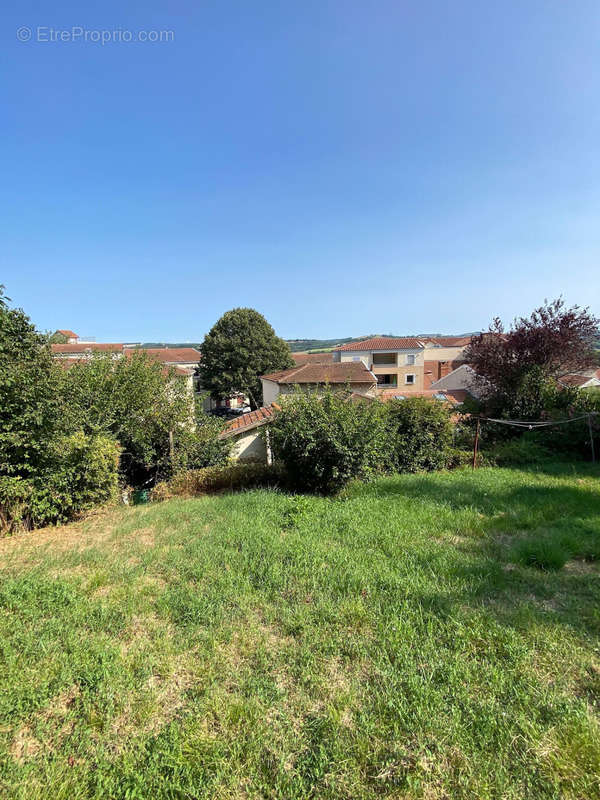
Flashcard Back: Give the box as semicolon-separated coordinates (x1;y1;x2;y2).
423;345;466;361
337;348;424;390
372;365;424;391
432;365;482;397
231;430;268;461
262;379;280;406
277;382;377;399
261;377;378;404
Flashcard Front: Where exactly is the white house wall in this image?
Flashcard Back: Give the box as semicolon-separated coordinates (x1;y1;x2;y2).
231;430;268;461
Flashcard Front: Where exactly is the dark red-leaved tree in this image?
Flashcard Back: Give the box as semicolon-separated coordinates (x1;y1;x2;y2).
464;298;599;416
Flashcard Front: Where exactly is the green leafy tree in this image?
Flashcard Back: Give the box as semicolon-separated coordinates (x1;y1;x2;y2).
199;308;294;409
0;286;60;477
58;351;194;485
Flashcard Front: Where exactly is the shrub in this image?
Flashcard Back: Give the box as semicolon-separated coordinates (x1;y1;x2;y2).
269;390;389;494
0;289;60;478
385;397;453;473
58;351;194;486
0;433;119;532
152;462;286;499
0;477;34;533
445;448;478;469
34;433;120;525
483;439;555;467
170;413;232;474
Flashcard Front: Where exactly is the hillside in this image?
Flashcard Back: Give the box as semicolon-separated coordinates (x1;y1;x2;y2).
1;464;599;798
136;333;483;354
286;333;481;352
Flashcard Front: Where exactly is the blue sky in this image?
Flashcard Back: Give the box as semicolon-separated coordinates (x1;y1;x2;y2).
2;1;599;341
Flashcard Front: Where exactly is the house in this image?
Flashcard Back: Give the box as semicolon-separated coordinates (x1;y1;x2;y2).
125;346;201;370
219;406;275;462
127;348;201;395
422;336;470;388
429;363;482;397
51;329;79;343
221;362;377;463
261;361;378;405
558;370;600;389
333;337;429;391
51;342;125;358
377;388;469;406
292;352;334;366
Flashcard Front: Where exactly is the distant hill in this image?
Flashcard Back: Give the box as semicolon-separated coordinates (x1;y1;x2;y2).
136;333;481;354
285;333;481;353
139;343;202;349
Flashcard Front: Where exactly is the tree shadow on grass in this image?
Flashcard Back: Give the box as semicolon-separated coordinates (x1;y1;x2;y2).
362;465;600;524
360;465;600;641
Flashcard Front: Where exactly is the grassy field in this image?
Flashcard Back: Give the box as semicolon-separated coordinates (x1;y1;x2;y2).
0;465;599;799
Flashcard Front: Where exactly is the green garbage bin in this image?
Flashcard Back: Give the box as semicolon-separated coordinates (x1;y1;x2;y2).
132;489;150;505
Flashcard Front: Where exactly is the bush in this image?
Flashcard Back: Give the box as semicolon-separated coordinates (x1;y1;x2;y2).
170;413;232;474
58;351;194;487
0;433;120;532
385;397;453;473
445;448;479;469
483;439;555;467
151;462;286;500
0;477;34;533
269;390;389;494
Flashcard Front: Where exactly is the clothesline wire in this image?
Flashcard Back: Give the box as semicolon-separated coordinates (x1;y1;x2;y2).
482;413;597;430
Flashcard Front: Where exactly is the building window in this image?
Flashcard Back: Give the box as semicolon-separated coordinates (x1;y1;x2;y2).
405;374;415;385
376;374;398;387
372;352;397;365
405;354;416;365
352;356;361;362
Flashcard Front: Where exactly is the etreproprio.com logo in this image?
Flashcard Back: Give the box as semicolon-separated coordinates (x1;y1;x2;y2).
16;26;175;44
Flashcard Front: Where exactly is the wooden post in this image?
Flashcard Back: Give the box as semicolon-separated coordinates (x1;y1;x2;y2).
169;430;175;462
472;417;481;469
588;414;596;463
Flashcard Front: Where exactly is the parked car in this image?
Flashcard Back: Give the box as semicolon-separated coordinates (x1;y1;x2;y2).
209;407;231;418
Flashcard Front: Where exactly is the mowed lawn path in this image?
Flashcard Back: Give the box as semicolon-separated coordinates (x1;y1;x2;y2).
0;465;599;799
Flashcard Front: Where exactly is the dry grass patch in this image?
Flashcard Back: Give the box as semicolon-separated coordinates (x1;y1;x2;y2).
108;652;195;752
10;726;41;764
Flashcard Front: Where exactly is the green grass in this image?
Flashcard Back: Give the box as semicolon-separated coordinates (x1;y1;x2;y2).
0;464;599;799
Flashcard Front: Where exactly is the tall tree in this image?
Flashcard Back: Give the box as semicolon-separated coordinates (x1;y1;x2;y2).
0;286;60;476
199;308;294;409
465;298;599;417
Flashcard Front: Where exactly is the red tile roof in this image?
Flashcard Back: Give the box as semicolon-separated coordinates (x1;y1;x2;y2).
262;362;376;384
55;357;88;369
336;337;426;351
51;343;124;353
378;388;469;405
292;352;334;365
220;406;274;437
126;347;200;363
56;329;78;338
162;365;194;378
425;336;472;347
558;373;600;388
